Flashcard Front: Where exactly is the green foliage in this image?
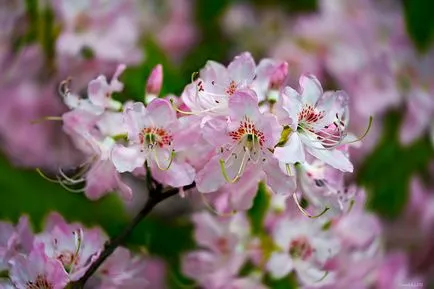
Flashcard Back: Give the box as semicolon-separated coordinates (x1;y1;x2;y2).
263;272;299;289
357;111;434;219
403;0;434;52
247;182;270;236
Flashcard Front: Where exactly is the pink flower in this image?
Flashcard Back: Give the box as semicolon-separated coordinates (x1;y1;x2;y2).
376;252;424;289
400;87;434;145
274;74;353;172
182;52;256;116
112;99;195;187
62;111;133;200
266;216;339;285
35;213;107;281
63;64;125;115
52;0;142;64
196;90;296;197
94;247;150;289
253;59;288;103
182;212;251;288
9;244;69;289
0;216;34;271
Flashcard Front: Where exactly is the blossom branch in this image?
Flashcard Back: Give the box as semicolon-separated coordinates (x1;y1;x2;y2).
69;182;196;289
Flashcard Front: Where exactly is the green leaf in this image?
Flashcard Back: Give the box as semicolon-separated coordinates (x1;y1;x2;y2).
263;272;299;289
247;182;270;236
403;0;434;51
357;111;434;219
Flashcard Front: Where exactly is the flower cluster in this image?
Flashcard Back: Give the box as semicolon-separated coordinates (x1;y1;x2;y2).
222;0;434;153
182;189;423;288
0;213;163;289
50;52;368;220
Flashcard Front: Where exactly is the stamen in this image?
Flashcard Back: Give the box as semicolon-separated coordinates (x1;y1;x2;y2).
153;149;175;171
219;149;248;184
30;116;63;124
346;199;355;214
58;168;85;184
314;271;329;283
292;192;329;218
57;177;86;193
169;98;220;116
36;168;61;183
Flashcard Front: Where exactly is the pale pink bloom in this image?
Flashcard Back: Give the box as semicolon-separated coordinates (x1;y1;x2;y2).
94;247;150;289
112;99;195;187
400;84;434;145
35;213;107;281
294;160;355;216
63;64;125;115
9;244;69;289
0;216;34;270
182;212;251;288
376;252;424;289
156;0;197;62
253;58;288;103
52;0;142;64
206;167;264;213
274;74;353;172
266;216;339;285
62;110;133;200
196;90;296;196
182;52;256;116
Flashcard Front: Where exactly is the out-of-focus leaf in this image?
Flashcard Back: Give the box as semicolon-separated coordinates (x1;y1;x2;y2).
402;0;434;51
263;272;299;289
357;111;434;219
247;182;269;236
0;156;128;232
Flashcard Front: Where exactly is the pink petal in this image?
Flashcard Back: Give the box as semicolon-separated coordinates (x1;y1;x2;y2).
111;145;146;173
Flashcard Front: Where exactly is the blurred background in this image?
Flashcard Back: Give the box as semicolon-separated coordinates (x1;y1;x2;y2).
0;0;434;288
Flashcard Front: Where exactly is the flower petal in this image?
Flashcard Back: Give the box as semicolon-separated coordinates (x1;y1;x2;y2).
274;133;306;164
111;145;146;173
143;98;177;128
266;252;294;279
228;52;256;85
299;74;323;106
304;144;353;172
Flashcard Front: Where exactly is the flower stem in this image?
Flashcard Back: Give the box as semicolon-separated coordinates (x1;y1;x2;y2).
68;182;196;289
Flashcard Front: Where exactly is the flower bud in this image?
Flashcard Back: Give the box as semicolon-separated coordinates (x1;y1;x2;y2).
146;64;163;97
270;61;288;90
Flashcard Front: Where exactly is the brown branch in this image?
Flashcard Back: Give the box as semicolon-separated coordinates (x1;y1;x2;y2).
69;182;196;289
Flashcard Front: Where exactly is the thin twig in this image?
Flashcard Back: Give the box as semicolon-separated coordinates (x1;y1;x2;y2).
69;182;196;289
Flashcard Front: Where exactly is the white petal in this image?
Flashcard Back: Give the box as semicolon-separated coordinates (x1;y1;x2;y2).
266;252;294;279
299;74;323;106
111;145;146;173
274;133;305;164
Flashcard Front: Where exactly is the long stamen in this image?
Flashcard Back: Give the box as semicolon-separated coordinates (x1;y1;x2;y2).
69;229;83;273
58;169;86;184
314;271;329;283
199;193;237;217
169;98;222;116
153;149;175;171
57;177;86;193
219;149;248;184
346;199;355;214
31;116;63;124
36;168;61;183
292;192;330;218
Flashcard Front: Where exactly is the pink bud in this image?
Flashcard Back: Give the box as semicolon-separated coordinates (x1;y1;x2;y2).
146;64;163;96
270;61;288;89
